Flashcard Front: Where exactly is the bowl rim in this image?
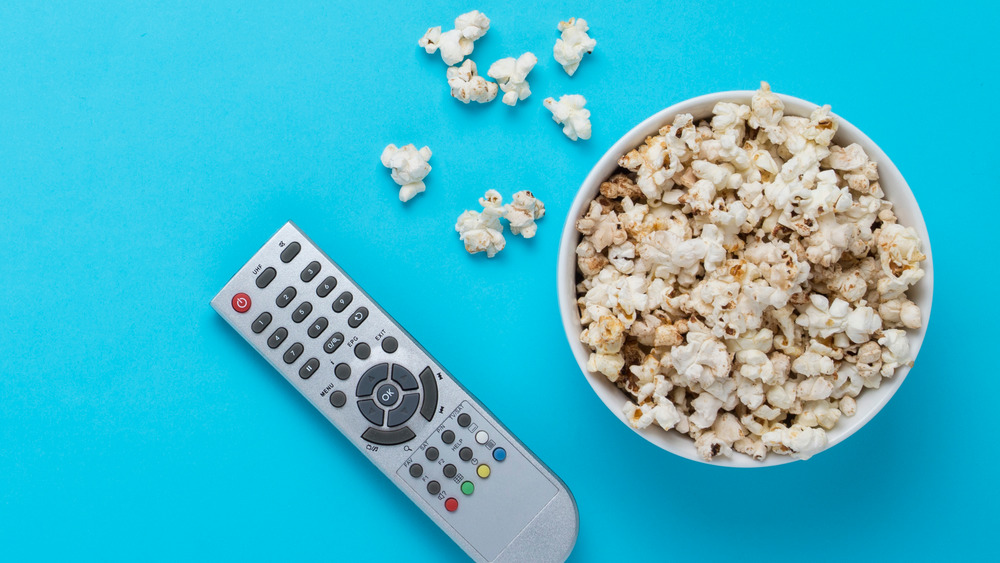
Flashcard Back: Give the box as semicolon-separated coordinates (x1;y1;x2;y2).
556;89;934;467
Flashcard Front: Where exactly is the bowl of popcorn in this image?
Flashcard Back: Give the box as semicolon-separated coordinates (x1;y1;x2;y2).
557;83;933;466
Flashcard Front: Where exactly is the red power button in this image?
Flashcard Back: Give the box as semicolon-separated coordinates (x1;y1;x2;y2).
232;293;251;313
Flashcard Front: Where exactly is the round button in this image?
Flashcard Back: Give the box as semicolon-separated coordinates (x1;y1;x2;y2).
443;464;457;478
475;431;489;444
476;464;491;479
409;463;423;478
425;447;439;462
461;481;474;495
354;342;371;360
376;383;398;407
381;337;398;353
457;413;472;427
232;293;251;313
444;498;458;512
459;447;473;462
441;430;455;445
329;391;346;408
427;480;441;495
335;363;351;381
493;447;506;462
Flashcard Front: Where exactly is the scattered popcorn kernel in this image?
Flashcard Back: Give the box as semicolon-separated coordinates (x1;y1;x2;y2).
503;190;545;238
447;60;497;104
487;53;537;106
543;94;592;141
380;144;432;202
419;10;490;66
553;17;596;76
455;189;505;257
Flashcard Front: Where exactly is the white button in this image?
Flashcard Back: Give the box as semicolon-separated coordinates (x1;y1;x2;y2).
475;430;489;444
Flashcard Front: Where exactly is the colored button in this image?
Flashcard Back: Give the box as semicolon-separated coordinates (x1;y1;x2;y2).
475;431;488;444
457;413;472;428
476;464;490;479
444;498;458;512
232;293;251;313
461;481;474;496
493;447;506;462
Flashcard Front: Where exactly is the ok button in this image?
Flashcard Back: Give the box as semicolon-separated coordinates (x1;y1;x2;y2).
376;383;398;407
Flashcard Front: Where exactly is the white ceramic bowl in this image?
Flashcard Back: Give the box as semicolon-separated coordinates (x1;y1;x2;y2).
557;91;934;467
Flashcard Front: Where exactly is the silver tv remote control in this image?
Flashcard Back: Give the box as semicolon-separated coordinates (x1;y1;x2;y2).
211;222;578;562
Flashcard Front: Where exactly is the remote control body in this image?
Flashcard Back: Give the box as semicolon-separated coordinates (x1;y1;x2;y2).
211;222;578;562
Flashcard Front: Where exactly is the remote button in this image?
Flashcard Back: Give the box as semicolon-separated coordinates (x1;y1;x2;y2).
283;342;304;364
280;242;301;263
335;363;351;380
381;337;398;353
251;312;272;334
356;363;389;397
332;291;353;313
323;332;345;354
232;293;251;313
307;317;328;338
376;383;399;407
443;464;457;478
493;448;506;462
476;464;491;479
361;426;415;446
267;327;288;349
255;267;277;289
291;301;313;323
475;431;489;445
357;399;384;426
441;430;455;445
329;391;347;408
354;342;371;360
387;393;419;427
390;365;419;391
444;498;458;512
418;367;438;422
299;358;320;379
409;463;423;478
461;481;474;496
457;413;472;428
276;286;296;308
300;261;321;282
459;447;473;462
425;447;439;462
427;480;441;495
316;276;338;297
348;307;369;328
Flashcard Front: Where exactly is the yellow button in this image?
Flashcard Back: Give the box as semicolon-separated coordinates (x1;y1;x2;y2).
477;464;491;479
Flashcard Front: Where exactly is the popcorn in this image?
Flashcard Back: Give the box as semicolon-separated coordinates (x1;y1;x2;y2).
447;60;497;104
576;83;927;462
503;190;545;238
543;95;592;141
419;10;490;66
553;17;596;76
487;53;537;106
380;144;432;202
455;190;506;257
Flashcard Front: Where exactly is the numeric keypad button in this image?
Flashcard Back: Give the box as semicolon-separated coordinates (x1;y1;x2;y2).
332;291;353;313
300;261;321;282
307;317;329;338
323;332;345;354
316;276;337;297
267;327;288;349
252;312;272;334
276;286;296;308
291;301;313;323
283;342;304;364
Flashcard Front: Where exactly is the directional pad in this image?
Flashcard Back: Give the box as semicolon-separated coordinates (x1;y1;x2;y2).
356;363;389;397
387;393;420;427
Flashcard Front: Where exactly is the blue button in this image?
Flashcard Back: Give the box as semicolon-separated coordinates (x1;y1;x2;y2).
493;447;506;462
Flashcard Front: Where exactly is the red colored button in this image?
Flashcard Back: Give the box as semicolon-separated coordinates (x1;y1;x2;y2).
444;497;458;512
232;293;251;313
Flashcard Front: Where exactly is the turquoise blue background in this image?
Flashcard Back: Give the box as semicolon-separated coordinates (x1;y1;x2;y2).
2;1;997;561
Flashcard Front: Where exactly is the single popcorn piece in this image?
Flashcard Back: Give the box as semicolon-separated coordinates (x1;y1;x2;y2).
487;53;538;106
447;60;497;104
553;17;596;76
455;190;506;257
543;94;592;141
503;190;545;238
575;82;928;462
380;144;432;202
418;10;490;66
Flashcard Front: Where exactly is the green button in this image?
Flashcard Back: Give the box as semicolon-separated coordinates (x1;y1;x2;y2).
461;481;474;495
